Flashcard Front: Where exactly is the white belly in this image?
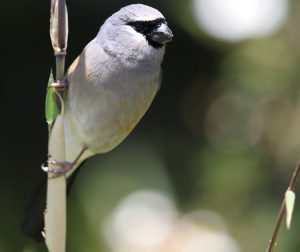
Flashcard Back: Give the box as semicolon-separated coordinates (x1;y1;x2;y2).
65;77;159;153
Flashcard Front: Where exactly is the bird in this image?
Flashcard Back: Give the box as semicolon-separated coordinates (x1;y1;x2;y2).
22;3;173;242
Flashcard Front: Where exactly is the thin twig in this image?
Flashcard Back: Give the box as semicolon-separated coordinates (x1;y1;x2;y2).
266;161;300;252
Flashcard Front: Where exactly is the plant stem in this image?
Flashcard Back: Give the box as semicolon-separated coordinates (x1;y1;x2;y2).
45;115;67;252
266;162;300;252
55;53;65;82
45;0;68;251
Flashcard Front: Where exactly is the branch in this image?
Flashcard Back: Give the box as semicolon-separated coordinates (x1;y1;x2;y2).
45;115;67;252
44;0;68;251
266;162;300;252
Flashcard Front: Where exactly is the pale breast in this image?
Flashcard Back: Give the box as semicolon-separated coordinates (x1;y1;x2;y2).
65;39;161;153
67;78;159;153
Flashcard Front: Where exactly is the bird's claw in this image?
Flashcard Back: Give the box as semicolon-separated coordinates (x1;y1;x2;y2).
41;147;87;178
50;80;68;91
41;160;74;178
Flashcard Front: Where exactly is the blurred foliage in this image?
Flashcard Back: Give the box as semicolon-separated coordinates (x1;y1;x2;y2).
3;0;300;251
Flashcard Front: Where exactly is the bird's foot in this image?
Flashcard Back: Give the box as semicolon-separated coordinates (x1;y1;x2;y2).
41;160;74;178
41;147;88;178
50;80;68;91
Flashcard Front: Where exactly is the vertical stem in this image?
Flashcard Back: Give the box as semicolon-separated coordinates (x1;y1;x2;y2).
45;0;68;251
55;54;65;82
45;115;67;252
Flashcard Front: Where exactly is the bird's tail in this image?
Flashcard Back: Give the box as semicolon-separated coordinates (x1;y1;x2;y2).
21;167;81;242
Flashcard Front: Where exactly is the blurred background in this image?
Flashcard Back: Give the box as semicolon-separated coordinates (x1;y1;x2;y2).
2;0;300;251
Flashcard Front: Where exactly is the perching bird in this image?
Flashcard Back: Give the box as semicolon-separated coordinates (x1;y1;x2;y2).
22;4;173;241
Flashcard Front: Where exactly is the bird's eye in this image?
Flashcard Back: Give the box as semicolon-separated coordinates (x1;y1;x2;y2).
127;18;165;36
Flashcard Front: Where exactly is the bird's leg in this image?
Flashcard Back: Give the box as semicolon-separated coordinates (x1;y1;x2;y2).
42;147;87;177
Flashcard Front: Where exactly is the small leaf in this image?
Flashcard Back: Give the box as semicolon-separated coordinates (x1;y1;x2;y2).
45;70;59;126
285;190;296;229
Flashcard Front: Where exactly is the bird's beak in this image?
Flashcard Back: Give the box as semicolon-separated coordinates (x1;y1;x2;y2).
150;23;173;44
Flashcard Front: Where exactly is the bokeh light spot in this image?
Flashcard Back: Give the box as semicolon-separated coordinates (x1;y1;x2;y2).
192;0;288;42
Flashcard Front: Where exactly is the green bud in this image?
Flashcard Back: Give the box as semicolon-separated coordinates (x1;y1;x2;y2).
50;0;68;54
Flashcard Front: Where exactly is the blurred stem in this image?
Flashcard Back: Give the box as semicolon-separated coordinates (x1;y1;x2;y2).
266;162;300;252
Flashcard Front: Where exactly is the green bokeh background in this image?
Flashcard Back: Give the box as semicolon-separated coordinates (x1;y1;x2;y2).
2;0;300;251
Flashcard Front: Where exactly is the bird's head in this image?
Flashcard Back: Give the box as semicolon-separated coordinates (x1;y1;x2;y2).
97;4;173;63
